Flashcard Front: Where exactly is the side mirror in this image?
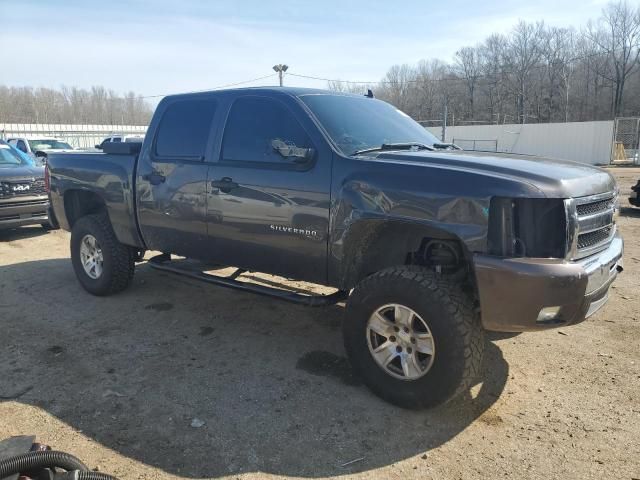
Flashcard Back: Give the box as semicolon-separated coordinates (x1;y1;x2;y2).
271;139;314;163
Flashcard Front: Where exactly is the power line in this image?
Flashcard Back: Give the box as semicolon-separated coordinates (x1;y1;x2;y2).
132;43;627;102
138;73;278;99
286;72;380;85
287;48;624;87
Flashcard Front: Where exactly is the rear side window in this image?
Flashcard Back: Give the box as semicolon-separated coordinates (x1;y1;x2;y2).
221;96;311;164
155;99;217;158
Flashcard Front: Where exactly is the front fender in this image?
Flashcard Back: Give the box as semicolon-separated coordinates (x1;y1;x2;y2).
328;178;489;288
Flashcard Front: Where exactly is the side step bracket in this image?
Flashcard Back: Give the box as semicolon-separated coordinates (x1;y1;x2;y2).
147;254;348;307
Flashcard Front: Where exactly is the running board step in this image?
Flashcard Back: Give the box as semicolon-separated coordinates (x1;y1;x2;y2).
147;254;348;307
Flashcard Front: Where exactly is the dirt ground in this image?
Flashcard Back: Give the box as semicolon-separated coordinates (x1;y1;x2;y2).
1;168;639;480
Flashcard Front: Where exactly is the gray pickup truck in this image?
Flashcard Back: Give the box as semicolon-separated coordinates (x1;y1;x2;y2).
46;87;623;408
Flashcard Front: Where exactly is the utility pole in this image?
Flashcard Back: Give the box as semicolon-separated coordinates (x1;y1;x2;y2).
272;64;289;86
441;94;448;142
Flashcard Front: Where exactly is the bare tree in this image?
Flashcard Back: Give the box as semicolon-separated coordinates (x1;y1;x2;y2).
326;80;371;95
455;46;482;119
479;34;509;123
506;21;544;123
586;0;640;115
0;85;153;124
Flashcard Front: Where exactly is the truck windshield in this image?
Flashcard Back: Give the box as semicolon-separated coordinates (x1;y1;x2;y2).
299;94;439;156
28;139;73;150
0;145;29;167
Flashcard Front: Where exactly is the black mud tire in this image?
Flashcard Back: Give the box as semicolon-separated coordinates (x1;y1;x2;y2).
70;213;135;296
343;266;484;409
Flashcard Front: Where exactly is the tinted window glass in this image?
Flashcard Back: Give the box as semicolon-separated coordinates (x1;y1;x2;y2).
112;137;122;143
16;140;27;152
221;96;311;163
0;144;28;167
300;94;439;156
28;139;73;150
156;99;217;157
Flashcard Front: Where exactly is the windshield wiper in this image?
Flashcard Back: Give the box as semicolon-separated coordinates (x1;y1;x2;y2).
432;142;462;150
352;142;434;156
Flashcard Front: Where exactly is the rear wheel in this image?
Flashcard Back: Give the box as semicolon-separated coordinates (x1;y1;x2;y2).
343;266;484;409
70;213;135;296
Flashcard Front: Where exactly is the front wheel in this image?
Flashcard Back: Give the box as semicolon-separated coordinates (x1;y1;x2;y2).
343;266;484;409
70;213;135;296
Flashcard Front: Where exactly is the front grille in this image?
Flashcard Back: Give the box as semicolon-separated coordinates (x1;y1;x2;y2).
0;178;46;198
577;226;613;249
0;199;48;209
576;197;614;216
571;192;616;259
30;179;46;195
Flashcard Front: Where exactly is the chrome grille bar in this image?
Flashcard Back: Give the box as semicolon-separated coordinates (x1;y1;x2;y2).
566;191;617;260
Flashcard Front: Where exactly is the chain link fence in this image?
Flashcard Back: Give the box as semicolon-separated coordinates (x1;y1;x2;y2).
0;123;147;149
611;117;640;164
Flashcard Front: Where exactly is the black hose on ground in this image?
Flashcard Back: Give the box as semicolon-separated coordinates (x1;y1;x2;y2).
0;450;88;477
76;472;118;480
54;471;118;480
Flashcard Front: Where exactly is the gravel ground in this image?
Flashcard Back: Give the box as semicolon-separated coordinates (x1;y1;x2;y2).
1;168;639;480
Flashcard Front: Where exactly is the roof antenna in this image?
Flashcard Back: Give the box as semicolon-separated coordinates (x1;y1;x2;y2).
365;89;374;98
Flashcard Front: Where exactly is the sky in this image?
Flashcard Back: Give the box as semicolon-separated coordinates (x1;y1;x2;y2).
0;0;613;101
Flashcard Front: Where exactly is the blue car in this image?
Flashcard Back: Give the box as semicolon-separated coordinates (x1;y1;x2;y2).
3;140;36;166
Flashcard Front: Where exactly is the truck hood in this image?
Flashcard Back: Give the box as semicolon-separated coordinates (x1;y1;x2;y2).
0;164;44;180
372;150;616;199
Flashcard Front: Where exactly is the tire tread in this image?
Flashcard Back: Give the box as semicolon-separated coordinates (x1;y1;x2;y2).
344;265;484;408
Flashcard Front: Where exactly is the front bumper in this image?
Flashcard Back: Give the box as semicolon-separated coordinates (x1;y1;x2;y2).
0;197;49;229
474;233;624;332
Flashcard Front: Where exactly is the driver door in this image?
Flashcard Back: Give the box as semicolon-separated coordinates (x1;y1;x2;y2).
205;95;331;284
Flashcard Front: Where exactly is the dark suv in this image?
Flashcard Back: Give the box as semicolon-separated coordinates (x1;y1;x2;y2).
0;141;51;230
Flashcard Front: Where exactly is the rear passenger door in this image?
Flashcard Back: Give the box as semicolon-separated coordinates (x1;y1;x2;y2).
205;94;332;284
136;97;219;259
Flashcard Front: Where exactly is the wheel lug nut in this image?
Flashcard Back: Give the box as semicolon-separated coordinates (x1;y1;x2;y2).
396;346;402;353
403;327;409;333
410;337;416;343
394;326;399;332
389;336;396;342
407;347;413;354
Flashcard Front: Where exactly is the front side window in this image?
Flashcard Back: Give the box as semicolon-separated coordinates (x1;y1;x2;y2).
112;137;122;143
221;96;312;164
155;99;217;158
299;94;439;156
16;140;28;152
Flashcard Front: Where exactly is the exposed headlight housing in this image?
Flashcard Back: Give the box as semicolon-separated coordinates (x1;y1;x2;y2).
487;197;568;258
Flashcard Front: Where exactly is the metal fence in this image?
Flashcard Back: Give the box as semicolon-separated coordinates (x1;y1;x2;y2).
611;117;640;163
0;123;147;149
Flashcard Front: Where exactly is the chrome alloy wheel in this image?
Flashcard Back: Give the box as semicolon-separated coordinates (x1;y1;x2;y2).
366;303;435;380
79;234;104;279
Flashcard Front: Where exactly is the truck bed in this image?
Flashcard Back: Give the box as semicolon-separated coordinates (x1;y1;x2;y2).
47;151;143;247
